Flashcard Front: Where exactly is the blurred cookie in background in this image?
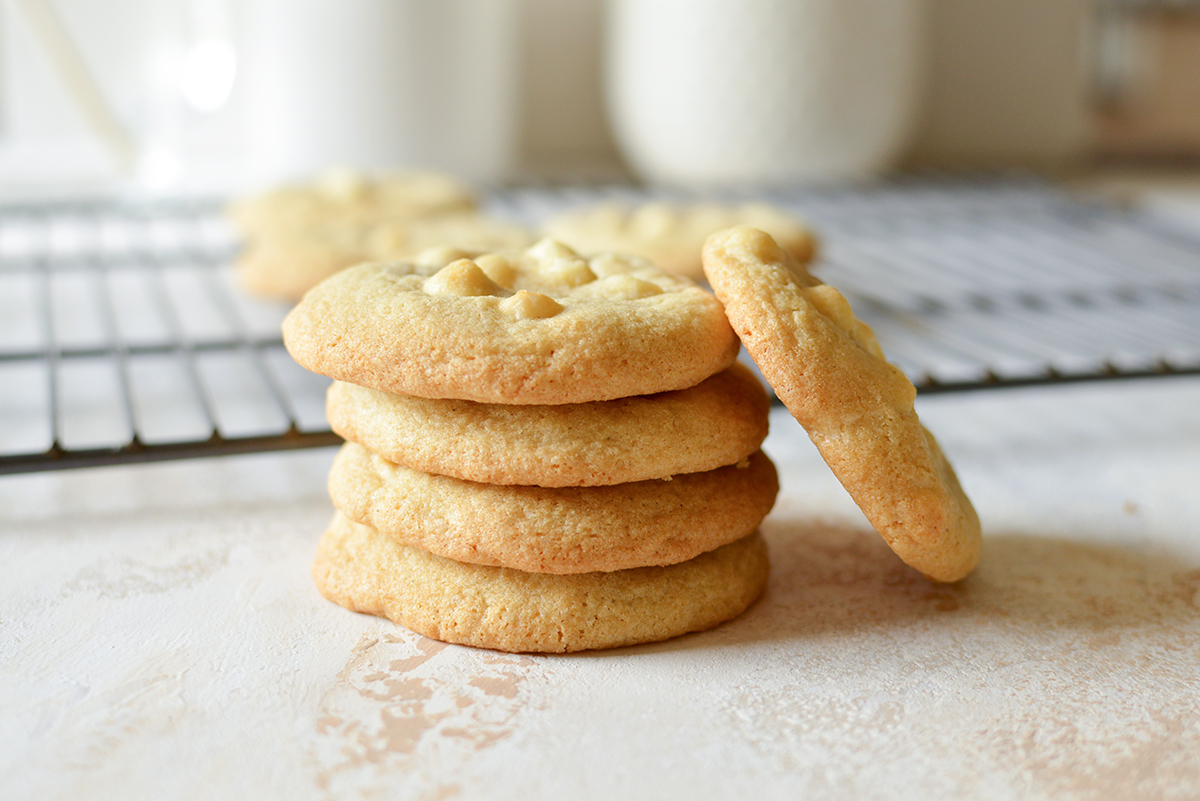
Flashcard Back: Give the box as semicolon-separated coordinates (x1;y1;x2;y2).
230;169;533;302
540;201;818;281
229;168;477;233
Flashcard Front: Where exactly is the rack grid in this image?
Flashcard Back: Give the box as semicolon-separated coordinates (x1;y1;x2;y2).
2;178;1199;475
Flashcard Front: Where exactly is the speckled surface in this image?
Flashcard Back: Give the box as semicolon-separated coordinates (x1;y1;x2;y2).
2;377;1199;800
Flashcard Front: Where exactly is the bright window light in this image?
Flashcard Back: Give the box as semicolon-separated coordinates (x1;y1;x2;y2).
138;146;183;190
180;38;237;113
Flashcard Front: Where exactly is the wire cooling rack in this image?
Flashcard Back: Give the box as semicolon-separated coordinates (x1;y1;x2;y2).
2;177;1199;474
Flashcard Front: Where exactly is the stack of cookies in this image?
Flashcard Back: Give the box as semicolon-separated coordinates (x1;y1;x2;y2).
282;239;779;653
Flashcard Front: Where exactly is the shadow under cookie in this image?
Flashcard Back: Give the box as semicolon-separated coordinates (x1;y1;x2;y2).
672;516;1200;651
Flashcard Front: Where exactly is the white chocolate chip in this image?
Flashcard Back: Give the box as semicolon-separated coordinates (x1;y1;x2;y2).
587;253;637;277
585;273;663;300
541;258;596;288
501;290;564;320
805;285;855;330
526;238;582;262
475;253;517;289
806;285;884;358
424;259;503;297
415;245;477;269
523;239;598;289
318;167;369;202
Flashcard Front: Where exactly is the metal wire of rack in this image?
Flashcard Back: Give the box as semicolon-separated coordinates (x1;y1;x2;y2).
0;197;338;474
2;177;1199;475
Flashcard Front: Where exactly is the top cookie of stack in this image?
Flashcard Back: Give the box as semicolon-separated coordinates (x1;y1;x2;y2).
282;238;741;405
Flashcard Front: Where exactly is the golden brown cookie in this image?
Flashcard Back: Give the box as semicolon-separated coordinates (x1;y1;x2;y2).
312;511;770;653
283;239;740;404
541;201;818;281
230;170;477;301
237;212;535;302
228;168;477;233
702;225;981;582
364;213;533;259
328;442;778;574
237;229;366;302
325;362;769;487
229;169;541;302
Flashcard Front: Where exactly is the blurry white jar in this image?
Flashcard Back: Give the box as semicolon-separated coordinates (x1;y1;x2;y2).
240;0;520;186
606;0;926;187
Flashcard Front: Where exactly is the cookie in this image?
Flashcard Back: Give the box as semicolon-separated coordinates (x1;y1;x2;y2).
325;362;769;487
312;511;770;653
237;212;535;302
702;225;981;582
541;201;817;281
283;239;741;404
328;442;778;574
364;213;534;261
231;169;478;301
229;168;537;301
228;168;477;233
237;229;367;302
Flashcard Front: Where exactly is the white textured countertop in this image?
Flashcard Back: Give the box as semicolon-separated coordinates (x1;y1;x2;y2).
3;375;1199;800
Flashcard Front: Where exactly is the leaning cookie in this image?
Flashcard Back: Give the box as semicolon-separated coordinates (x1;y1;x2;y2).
328;442;778;574
326;362;769;487
702;225;981;582
313;511;770;653
283;239;740;404
541;201;817;281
